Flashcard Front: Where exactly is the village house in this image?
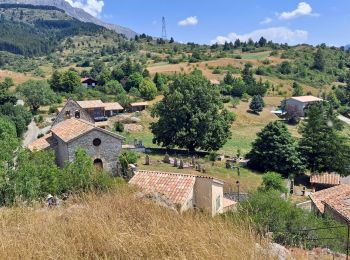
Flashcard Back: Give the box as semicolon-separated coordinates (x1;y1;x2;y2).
81;77;98;88
285;95;323;117
104;102;124;117
309;184;350;224
310;173;341;192
129;101;149;112
28;118;124;176
77;100;106;121
129;170;236;216
56;99;124;125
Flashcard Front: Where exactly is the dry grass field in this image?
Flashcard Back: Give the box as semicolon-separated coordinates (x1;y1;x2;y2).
0;190;268;259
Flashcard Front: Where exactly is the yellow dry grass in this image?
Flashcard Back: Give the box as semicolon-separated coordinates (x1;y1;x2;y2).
0;70;41;87
0;190;268;259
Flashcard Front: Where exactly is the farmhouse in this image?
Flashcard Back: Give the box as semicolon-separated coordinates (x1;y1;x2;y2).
81;77;98;88
310;173;341;192
129;170;236;216
285;95;323;117
56;99;124;125
28;118;124;176
309;184;350;223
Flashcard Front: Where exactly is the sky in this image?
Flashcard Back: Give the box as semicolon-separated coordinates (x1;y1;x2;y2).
64;0;350;46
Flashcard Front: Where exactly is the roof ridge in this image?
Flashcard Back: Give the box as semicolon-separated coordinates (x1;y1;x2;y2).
135;170;223;181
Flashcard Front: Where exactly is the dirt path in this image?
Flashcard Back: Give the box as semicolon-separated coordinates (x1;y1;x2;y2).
22;120;51;147
338;115;350;126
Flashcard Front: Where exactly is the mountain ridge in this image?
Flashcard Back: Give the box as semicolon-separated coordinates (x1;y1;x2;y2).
0;0;137;38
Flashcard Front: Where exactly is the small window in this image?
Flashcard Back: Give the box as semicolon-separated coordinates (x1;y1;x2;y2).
75;110;80;119
65;110;70;116
93;138;101;146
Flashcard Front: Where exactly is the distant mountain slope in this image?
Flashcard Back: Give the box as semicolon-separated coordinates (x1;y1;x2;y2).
0;4;109;56
0;0;137;38
345;45;350;51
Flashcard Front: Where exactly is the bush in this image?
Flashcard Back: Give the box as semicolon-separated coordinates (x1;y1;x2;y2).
221;96;231;103
114;121;124;133
338;106;350;117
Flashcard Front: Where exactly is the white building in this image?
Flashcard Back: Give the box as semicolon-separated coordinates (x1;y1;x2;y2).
285;96;323;117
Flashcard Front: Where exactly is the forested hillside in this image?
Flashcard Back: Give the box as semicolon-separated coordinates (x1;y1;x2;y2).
0;4;111;56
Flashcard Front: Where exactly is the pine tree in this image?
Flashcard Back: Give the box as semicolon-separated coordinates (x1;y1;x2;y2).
313;48;326;71
247;121;304;176
299;102;350;174
249;95;265;114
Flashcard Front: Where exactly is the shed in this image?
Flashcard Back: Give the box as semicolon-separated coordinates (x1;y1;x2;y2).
129;102;149;112
104;102;124;117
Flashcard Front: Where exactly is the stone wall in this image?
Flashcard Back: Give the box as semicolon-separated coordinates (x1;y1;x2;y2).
53;99;94;127
67;129;123;176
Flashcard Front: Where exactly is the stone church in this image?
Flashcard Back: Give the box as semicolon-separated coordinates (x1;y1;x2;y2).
28;100;125;176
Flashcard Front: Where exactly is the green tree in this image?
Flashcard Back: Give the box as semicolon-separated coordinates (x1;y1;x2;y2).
125;72;143;92
139;78;157;100
327;91;340;109
151;73;234;152
60;71;81;93
313;48;326;71
153;72;166;91
0;117;18;163
97;80;125;95
18;80;57;113
247;121;304;176
299;102;350;174
242;63;255;87
292;82;304;96
0;103;32;137
279;61;292;74
259;172;288;193
249;95;265;114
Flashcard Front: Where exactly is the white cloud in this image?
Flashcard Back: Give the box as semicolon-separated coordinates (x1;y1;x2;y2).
278;2;318;20
65;0;104;17
260;17;272;25
211;27;308;45
178;16;198;26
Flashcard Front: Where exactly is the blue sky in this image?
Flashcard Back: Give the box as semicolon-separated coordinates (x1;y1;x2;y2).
66;1;350;46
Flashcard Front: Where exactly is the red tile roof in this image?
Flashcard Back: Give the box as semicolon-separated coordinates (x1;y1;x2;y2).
104;102;124;111
310;173;341;186
130;102;149;107
310;184;350;214
129;171;196;206
323;190;350;222
27;133;57;151
51;118;95;143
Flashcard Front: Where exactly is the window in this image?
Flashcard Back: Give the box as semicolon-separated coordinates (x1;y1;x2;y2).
93;138;101;146
75;110;80;119
216;195;221;211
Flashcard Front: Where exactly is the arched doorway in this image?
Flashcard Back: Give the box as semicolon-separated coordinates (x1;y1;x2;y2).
94;158;103;170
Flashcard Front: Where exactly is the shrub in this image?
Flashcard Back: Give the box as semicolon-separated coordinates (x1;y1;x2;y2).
114;121;124;133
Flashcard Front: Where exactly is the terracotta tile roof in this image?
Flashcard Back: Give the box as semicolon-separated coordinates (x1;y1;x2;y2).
290;96;323;103
28;133;57;151
51;118;94;143
310;184;350;214
130;102;149;107
323;190;350;222
310;173;341;186
77;100;104;109
129;171;196;206
104;102;124;111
